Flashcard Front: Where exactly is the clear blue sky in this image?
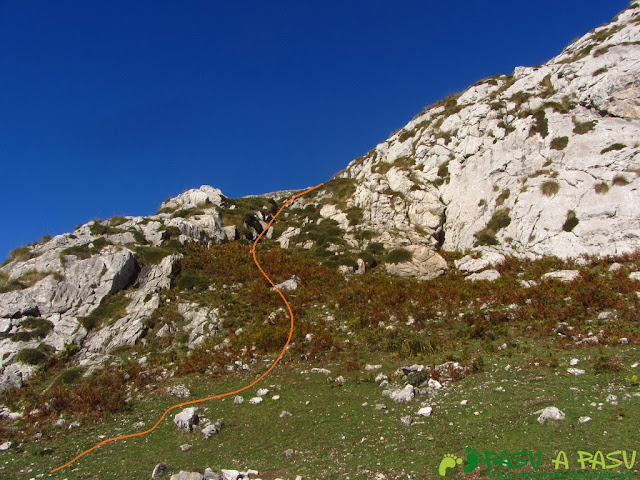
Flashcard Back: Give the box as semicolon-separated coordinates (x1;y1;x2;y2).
0;0;631;260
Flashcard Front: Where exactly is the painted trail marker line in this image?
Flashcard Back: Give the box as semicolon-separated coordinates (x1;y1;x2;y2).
51;183;324;474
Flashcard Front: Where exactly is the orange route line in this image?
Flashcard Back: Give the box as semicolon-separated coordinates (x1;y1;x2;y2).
51;183;324;474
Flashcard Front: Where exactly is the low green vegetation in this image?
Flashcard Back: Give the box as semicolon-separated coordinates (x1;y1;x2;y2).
601;143;626;154
550;136;569;150
60;238;111;261
594;182;610;194
572;117;597;134
540;180;560;196
562;210;579;232
612;174;630;186
78;292;132;332
529;109;549;138
474;208;511;246
383;248;412;264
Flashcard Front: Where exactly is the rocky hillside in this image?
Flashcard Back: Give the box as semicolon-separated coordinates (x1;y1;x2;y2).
1;2;640;393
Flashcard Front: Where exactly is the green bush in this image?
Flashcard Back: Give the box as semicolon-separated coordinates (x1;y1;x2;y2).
550;136;569;150
540;181;560;196
601;143;626;154
496;189;510;206
612;175;630;186
529;110;549;138
177;268;209;292
15;347;48;365
594;182;609;194
54;367;86;386
78;293;131;332
384;248;412;264
135;246;175;266
474;209;511;246
572;118;597;134
562;211;579;232
10;318;53;342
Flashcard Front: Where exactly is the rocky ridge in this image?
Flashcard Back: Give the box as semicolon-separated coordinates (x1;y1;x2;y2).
1;3;640;390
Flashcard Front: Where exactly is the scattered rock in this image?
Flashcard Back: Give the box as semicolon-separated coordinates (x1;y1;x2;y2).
174;407;199;432
284;449;295;458
203;468;220;480
0;441;12;451
152;463;169;478
400;415;414;426
417;407;433;417
202;419;224;440
629;272;640;281
455;251;505;273
465;269;501;282
233;396;244;405
606;394;618;405
375;404;387;411
570;358;579;366
68;421;80;430
535;407;566;424
365;364;382;371
579;416;592;424
179;444;192;452
167;385;191;398
170;472;203;480
256;388;269;397
567;368;585;375
618;337;629;344
385;385;415;404
248;397;263;405
310;368;330;375
273;276;299;291
279;411;292;418
542;270;580;282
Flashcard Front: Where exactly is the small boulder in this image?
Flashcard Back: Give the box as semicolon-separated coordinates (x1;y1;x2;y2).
167;385;191;398
541;270;580;283
534;407;565;424
170;471;202;480
174;407;199;432
465;269;501;282
152;463;169;478
400;415;414;426
417;406;433;417
248;397;263;405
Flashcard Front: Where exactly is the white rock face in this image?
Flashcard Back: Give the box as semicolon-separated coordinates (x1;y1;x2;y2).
383;245;447;281
161;185;225;210
327;3;640;262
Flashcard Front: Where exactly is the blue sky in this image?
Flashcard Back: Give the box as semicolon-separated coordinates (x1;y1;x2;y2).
0;0;631;260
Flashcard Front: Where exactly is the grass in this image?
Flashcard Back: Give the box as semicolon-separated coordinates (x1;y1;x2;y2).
594;182;610;194
529;109;549;138
60;238;111;261
562;211;579;232
550;136;569;150
601;143;626;154
541;181;560;197
77;291;132;332
474;209;511;246
572;117;597;134
612;175;630;186
383;248;412;264
10;318;54;343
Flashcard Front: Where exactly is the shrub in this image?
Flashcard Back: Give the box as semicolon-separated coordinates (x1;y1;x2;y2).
10;318;53;342
384;248;413;264
562;211;579;232
541;181;560;196
474;209;511;246
592;67;608;76
486;209;512;232
612;175;630;186
529;110;549;138
15;348;48;365
53;367;86;386
550;136;569;150
437;161;450;178
366;242;385;256
496;189;510;206
78;293;131;332
346;207;363;226
572;118;597;134
177;269;209;292
594;182;609;194
358;251;377;269
601;143;626;154
135;246;176;266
